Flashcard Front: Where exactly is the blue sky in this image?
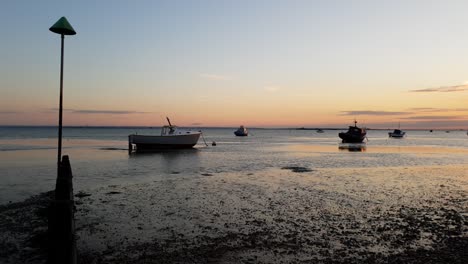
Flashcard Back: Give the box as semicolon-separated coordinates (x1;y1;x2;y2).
1;0;467;128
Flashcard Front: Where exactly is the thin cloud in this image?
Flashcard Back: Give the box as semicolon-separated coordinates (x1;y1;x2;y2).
264;85;280;92
340;110;411;116
355;120;468;129
73;110;149;114
47;108;150;114
390;120;468;129
408;107;468;112
408;107;447;112
409;83;468;93
0;111;20;114
401;115;463;120
200;73;231;81
196;95;210;102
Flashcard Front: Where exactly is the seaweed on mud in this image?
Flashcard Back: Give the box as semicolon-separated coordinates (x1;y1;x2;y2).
106;191;122;195
75;191;92;198
281;166;313;173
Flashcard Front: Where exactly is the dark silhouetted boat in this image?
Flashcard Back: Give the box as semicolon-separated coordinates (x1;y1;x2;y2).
316;129;324;133
389;129;405;138
234;125;248;136
389;123;405;138
338;120;366;143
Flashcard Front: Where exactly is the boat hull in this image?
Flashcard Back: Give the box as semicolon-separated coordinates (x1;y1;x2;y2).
338;132;366;143
129;133;201;150
234;131;248;136
389;129;405;138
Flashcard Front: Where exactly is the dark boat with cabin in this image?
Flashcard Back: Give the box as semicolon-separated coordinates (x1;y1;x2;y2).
338;120;367;143
388;129;405;138
234;125;248;136
388;123;405;138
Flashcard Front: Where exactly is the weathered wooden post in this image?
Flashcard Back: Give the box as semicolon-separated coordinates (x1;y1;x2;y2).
128;135;133;154
48;155;76;264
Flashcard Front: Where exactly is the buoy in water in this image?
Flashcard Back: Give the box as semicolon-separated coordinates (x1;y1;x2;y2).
212;141;217;146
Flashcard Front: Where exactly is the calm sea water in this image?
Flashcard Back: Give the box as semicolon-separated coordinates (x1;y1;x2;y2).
1;126;467;203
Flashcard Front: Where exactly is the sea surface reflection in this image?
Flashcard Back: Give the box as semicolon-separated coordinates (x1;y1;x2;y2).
0;127;467;203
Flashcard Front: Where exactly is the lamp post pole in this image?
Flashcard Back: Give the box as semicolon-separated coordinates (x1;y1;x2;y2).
49;17;76;175
57;34;64;172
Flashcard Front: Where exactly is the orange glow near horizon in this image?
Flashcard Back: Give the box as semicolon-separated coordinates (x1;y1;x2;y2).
1;81;468;129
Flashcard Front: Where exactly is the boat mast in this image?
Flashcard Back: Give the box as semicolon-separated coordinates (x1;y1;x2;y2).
166;117;173;127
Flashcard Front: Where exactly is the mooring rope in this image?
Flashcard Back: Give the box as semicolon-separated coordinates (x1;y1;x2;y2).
200;132;209;147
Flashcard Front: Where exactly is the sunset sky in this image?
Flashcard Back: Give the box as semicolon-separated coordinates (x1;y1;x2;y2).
1;0;467;129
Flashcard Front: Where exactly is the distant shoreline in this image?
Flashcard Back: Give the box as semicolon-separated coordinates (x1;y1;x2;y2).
0;125;466;131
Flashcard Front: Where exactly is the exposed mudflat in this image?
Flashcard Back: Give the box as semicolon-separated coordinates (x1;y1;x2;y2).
74;165;467;263
1;165;467;264
0;191;52;264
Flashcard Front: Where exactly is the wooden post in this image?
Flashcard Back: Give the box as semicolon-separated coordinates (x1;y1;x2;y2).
55;156;74;200
49;155;76;264
128;135;132;154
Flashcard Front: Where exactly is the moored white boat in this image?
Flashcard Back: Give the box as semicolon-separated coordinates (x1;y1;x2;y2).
128;118;201;151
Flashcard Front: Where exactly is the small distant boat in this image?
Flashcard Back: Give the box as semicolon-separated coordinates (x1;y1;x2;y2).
316;129;324;133
234;125;248;136
389;123;405;138
128;117;201;151
429;130;433;132
389;129;405;138
339;120;367;143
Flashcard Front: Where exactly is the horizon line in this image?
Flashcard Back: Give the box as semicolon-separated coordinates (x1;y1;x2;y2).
0;125;466;131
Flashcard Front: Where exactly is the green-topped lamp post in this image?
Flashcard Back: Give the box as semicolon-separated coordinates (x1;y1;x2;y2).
49;17;76;174
49;17;77;264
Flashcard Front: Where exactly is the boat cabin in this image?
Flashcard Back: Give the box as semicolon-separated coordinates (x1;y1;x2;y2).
161;125;177;135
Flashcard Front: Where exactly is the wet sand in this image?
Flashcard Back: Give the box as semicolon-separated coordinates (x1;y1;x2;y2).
75;165;467;263
1;165;467;263
0;191;52;264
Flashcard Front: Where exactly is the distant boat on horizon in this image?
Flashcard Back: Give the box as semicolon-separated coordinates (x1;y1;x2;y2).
338;120;366;143
234;125;248;136
389;123;405;138
316;129;324;133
